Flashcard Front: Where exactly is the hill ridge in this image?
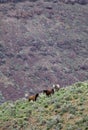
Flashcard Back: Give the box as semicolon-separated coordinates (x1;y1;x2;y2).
0;81;88;130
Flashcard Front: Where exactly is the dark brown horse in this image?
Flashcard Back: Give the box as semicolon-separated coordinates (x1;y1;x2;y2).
28;93;39;101
43;88;54;96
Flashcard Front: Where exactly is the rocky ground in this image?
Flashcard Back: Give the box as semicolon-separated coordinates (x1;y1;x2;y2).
0;0;88;103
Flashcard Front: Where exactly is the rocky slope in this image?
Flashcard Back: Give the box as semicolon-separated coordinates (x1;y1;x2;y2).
0;0;88;103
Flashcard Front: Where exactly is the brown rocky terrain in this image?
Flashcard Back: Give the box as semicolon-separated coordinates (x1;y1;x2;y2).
0;0;88;104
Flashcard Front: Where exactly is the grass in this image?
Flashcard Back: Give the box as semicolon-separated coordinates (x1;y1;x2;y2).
0;81;88;130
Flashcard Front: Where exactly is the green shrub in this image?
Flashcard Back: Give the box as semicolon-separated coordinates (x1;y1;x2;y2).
73;94;79;99
66;125;78;130
54;102;61;109
53;123;63;130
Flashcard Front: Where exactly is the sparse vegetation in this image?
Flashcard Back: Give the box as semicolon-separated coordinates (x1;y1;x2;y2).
0;0;88;103
0;0;88;130
0;82;88;130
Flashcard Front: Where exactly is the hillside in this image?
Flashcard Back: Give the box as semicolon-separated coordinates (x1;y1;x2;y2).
0;0;88;103
0;82;88;130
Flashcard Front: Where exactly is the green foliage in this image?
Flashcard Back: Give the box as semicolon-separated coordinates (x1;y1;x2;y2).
65;124;78;130
0;81;88;130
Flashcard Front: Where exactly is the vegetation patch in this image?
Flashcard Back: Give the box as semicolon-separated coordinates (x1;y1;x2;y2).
0;82;88;130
